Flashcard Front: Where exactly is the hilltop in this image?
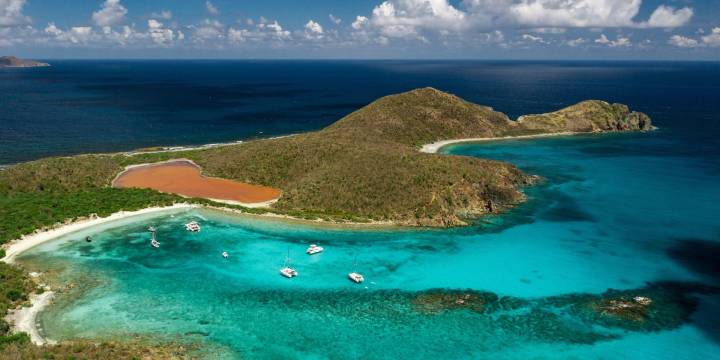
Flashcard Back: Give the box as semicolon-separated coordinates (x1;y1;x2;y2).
0;56;49;68
0;88;652;242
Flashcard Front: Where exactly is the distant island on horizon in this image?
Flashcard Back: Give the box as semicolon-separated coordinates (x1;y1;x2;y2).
0;56;49;68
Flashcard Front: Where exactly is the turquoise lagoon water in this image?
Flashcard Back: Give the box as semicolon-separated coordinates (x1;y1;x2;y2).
17;132;720;359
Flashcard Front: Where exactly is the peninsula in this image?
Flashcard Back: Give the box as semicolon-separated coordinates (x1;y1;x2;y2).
0;56;49;68
0;88;652;243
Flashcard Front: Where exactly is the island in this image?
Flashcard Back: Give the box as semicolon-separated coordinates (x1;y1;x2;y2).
0;56;50;68
0;87;652;241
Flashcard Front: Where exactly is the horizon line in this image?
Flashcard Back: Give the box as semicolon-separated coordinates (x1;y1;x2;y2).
10;57;720;63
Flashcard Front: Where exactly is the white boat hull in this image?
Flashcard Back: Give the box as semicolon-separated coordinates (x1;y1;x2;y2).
280;267;298;278
348;272;364;283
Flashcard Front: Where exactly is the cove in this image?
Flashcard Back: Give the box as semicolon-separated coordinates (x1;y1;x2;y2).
16;132;720;359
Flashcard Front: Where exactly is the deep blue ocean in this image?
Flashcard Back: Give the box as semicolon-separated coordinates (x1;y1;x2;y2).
7;61;720;359
1;60;719;164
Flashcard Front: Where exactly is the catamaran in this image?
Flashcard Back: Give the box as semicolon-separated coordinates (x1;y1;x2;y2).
306;244;324;255
185;220;201;232
348;256;364;283
348;272;364;283
280;249;298;278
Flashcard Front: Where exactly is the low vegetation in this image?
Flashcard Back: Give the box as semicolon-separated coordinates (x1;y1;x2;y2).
0;263;34;351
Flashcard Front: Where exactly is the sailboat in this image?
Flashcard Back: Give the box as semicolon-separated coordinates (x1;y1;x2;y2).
279;248;298;278
348;256;364;283
150;229;160;248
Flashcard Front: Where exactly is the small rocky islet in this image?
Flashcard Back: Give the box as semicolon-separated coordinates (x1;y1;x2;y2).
0;56;49;68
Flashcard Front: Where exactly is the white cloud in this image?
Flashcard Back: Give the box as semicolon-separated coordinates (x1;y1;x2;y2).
103;25;144;45
668;34;698;48
349;0;693;45
329;14;341;25
148;19;162;29
595;33;631;47
304;20;323;39
44;22;62;37
92;0;127;27
148;19;180;46
151;10;172;20
565;37;586;47
662;27;720;49
192;19;224;42
262;19;291;40
226;17;292;44
352;16;369;30
702;27;720;47
0;0;29;27
643;6;693;28
228;27;247;43
521;33;543;43
70;27;93;43
368;0;466;39
531;27;566;34
44;23;96;44
594;34;610;44
507;0;643;28
206;1;219;16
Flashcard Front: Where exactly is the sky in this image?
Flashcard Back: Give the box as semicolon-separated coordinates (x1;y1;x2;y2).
0;0;719;60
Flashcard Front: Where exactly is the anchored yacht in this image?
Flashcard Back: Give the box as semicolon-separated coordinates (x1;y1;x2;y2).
280;249;298;278
348;256;364;283
306;244;324;255
150;231;160;248
185;221;201;232
348;272;364;283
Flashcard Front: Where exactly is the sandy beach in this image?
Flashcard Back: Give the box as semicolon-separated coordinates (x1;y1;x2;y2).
4;291;55;345
2;204;197;264
419;131;581;153
113;159;282;207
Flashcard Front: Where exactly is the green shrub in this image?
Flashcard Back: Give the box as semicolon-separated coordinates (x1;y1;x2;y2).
0;332;30;348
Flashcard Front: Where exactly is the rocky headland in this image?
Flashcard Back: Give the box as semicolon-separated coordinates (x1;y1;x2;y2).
0;56;50;68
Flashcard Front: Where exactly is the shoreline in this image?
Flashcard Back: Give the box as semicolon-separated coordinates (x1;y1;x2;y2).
4;291;55;345
2;202;399;265
0;133;298;168
1;204;197;264
123;133;297;157
419;131;582;153
205;205;398;230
